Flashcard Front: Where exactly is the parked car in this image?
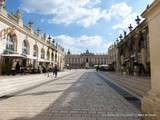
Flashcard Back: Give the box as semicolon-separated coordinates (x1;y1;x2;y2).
99;65;110;71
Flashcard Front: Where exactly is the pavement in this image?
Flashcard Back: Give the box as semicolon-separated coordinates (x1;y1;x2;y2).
100;72;151;99
0;69;142;120
0;70;75;97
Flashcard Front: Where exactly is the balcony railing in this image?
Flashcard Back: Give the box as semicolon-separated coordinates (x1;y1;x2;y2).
3;49;17;54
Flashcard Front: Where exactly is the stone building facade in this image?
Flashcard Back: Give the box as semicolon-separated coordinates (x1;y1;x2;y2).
108;19;150;76
107;44;119;71
65;50;108;69
142;0;160;119
0;2;65;75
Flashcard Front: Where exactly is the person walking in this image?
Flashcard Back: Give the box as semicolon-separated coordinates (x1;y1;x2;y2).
53;64;58;78
46;66;50;77
11;60;16;75
16;61;20;74
96;65;100;72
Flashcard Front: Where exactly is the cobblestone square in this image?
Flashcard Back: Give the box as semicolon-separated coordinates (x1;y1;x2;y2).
0;70;141;120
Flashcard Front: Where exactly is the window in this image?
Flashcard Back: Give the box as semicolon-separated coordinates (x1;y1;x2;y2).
41;48;45;59
47;50;50;60
22;40;30;55
51;52;54;61
33;45;38;57
6;34;17;52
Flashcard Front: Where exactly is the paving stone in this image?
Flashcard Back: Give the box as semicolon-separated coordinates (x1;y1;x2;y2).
0;70;141;120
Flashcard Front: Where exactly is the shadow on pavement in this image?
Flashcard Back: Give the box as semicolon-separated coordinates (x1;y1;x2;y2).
7;71;140;120
0;72;75;101
14;90;64;96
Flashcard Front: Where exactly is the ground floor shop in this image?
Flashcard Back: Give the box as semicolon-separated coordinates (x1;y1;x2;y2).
0;54;59;75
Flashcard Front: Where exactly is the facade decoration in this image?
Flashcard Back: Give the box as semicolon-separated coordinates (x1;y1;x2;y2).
0;2;65;75
107;18;150;76
65;50;108;69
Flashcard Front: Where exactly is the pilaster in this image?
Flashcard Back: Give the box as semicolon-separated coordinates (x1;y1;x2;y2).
141;0;160;119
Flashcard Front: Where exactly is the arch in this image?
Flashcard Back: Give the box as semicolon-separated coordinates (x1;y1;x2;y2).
33;44;38;57
55;52;57;62
22;39;30;55
51;52;54;61
5;33;17;53
41;48;45;59
86;58;89;63
47;49;50;60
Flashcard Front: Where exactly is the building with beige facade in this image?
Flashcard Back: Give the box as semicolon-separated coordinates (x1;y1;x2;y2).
0;1;65;75
142;0;160;119
108;17;150;76
107;43;119;71
107;0;160;119
65;50;108;69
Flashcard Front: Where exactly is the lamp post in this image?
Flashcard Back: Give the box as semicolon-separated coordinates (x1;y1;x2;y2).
128;24;133;32
28;20;33;30
119;34;123;41
36;27;41;36
48;35;52;44
135;16;141;25
123;31;127;37
52;38;55;45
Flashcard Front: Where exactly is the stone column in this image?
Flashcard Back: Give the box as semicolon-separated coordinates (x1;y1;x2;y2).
142;0;160;119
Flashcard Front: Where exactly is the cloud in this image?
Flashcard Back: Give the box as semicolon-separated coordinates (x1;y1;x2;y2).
20;1;140;53
20;0;110;28
55;35;108;54
110;2;139;31
21;0;138;28
109;2;132;18
112;13;138;30
149;0;154;4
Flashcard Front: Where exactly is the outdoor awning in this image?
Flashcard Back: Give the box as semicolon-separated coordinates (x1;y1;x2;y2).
31;57;38;60
38;59;51;63
124;58;129;62
1;54;26;58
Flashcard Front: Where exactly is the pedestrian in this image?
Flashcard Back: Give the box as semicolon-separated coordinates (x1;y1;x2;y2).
96;65;100;72
11;60;16;75
16;61;20;74
20;65;24;75
46;67;50;77
42;66;46;73
53;64;58;78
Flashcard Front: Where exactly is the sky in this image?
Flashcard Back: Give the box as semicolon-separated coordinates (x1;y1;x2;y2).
6;0;153;54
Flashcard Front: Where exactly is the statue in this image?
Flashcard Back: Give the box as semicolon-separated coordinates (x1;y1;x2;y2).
0;0;6;9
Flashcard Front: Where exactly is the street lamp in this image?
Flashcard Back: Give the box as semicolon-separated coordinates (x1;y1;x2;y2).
36;27;41;34
52;38;55;45
123;31;127;37
48;35;52;43
28;20;33;29
135;16;141;25
116;38;119;45
128;24;133;32
119;34;123;40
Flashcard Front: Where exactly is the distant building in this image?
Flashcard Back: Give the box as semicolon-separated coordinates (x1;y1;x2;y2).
65;50;108;69
0;2;65;75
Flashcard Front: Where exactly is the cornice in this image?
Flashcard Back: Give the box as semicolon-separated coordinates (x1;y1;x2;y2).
0;13;57;51
142;0;160;17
